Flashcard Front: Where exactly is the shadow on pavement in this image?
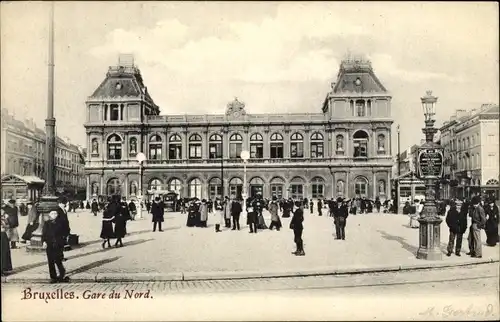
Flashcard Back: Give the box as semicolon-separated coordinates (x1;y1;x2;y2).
12;238;154;275
68;256;121;276
377;229;418;256
78;229;152;247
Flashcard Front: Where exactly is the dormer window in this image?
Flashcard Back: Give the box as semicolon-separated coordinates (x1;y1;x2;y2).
116;82;122;90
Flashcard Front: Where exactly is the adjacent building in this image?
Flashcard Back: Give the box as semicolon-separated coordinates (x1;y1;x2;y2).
84;56;394;201
1;108;86;201
392;143;426;206
439;104;499;200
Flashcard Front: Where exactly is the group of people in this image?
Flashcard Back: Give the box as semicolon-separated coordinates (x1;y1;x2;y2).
99;196;134;248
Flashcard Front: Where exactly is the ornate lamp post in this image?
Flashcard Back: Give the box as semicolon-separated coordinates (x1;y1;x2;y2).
136;152;146;219
416;91;444;260
240;150;250;212
28;2;59;252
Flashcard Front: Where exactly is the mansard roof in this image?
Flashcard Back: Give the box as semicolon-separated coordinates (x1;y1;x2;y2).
332;58;388;94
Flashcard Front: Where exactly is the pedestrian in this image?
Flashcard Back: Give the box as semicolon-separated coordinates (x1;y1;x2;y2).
146;201;151;214
214;204;224;232
21;202;40;244
485;200;499;247
199;199;208;228
223;196;232;228
91;199;99;216
100;198;115;249
317;199;323;216
230;196;242;230
269;196;282;231
151;197;165;232
290;201;305;256
467;196;486;258
445;201;467;256
255;195;267;229
337;200;349;240
333;198;342;239
409;201;419;229
309;200;314;214
3;200;19;249
247;198;259;234
128;199;137;220
1;209;13;276
42;209;70;283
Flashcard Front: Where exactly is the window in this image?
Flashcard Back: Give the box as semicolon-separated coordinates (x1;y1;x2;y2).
168;134;182;160
336;134;344;154
129;137;137;155
107;134;122;160
229;133;243;159
168;178;182;193
377;134;386;152
310;132;324;158
290;184;303;200
104;104;108;121
107;178;121;195
189;178;202;198
353;130;368;158
209;134;222;159
189;134;202;159
120;104;124;121
311;177;325;199
149;179;162;192
110;104;119;121
356;100;365;117
229;177;243;199
208;177;222;199
290;133;304;158
149;135;162;160
270;177;285;199
250;133;263;158
354;177;368;197
270;133;284;159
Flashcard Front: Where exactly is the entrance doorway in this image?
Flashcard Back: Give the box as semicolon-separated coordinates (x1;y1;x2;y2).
270;184;283;199
250;185;263;198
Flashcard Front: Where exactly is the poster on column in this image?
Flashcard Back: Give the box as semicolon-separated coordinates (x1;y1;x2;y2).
416;148;444;179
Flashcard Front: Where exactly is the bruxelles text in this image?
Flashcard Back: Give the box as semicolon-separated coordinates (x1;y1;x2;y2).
21;287;152;303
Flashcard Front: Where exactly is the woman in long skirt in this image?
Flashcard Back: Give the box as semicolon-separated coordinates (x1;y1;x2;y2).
485;201;499;246
214;205;224;232
1;212;13;275
186;201;197;227
100;201;115;249
199;200;208;228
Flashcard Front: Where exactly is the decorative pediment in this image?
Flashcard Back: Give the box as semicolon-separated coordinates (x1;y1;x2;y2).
226;97;246;119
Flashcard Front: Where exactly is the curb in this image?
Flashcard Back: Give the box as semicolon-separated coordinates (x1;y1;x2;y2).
3;258;497;283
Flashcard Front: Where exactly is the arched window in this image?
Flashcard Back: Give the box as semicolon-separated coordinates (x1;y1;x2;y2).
209;133;222;159
310;132;324;158
336;134;344;153
229;177;243;199
91;138;99;155
270;132;284;159
168;178;182;193
129;181;138;196
149;135;162;160
353;130;368;158
149;178;162;192
188;178;202;198
377;134;386;152
311;177;325;199
168;134;182;160
129;137;137;155
486;179;499;185
356;100;365;117
208;177;222;199
289;177;304;200
110;104;119;121
250;133;263;158
290;132;304;158
378;180;386;195
107;178;121;196
107;134;122;160
189;133;202;159
229;133;243;159
354;177;368;197
270;177;285;199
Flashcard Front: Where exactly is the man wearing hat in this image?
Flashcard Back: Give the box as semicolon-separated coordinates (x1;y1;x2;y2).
42;209;70;283
467;196;486;258
3;200;19;249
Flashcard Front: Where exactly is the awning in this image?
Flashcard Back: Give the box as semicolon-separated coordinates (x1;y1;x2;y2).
1;174;45;185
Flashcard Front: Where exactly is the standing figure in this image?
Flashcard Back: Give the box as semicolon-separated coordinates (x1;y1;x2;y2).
224;197;232;228
21;203;40;243
199;199;208;228
42;210;70;283
151;197;165;232
309;200;314;214
186;200;197;227
467;196;486;258
247;198;258;234
445;201;467;256
317;199;323;217
375;197;381;213
337;200;349;240
485;200;499;247
214;204;224;232
1;210;13;276
91;199;99;216
290;201;305;256
100;199;115;249
114;197;130;247
231;197;242;230
268;196;282;231
255;195;267;229
3;200;19;249
333;198;342;239
282;199;291;218
128;199;137;221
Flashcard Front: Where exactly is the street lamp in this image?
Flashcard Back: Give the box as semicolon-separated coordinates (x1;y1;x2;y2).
136;152;146;219
416;90;444;260
240;150;250;212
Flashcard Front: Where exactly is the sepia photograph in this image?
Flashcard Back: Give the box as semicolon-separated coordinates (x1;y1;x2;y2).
1;1;499;321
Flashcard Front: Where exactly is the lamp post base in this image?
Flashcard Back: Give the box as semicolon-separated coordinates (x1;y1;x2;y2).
27;195;59;252
416;216;443;260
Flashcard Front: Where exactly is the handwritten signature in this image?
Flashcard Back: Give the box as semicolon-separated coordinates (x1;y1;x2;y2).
419;304;497;319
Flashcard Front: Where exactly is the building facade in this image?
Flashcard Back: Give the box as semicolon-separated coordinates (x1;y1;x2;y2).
1;108;86;200
392;143;426;207
84;57;394;201
440;104;499;200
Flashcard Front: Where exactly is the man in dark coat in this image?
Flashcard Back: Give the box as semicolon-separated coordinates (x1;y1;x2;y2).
128;199;137;220
42;208;70;283
467;196;486;258
151;197;164;232
230;197;243;230
317;199;323;216
290;201;305;256
337;200;349;240
445;201;467;256
248;197;260;234
91;199;99;216
333;198;342;239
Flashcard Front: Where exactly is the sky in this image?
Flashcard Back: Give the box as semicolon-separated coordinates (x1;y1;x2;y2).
1;1;498;153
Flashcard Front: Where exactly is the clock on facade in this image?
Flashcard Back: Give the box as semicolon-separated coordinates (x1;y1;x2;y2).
355;78;362;86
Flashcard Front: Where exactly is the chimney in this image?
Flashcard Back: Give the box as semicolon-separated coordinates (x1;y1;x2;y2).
118;53;134;68
455;109;467;119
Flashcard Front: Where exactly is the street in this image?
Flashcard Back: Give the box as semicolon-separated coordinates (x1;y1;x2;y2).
2;264;499;321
